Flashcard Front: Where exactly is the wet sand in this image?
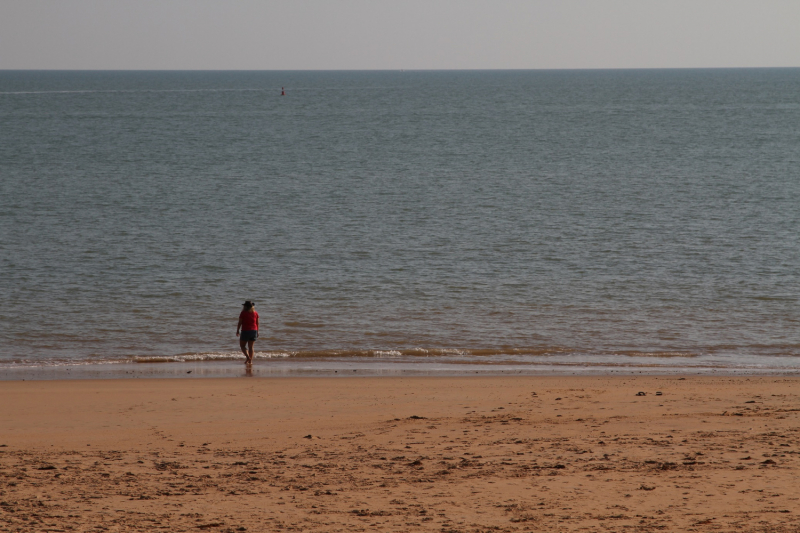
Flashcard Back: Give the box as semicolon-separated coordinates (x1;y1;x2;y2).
1;375;799;532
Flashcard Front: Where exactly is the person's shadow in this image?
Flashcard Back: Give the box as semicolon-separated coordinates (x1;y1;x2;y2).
244;363;253;377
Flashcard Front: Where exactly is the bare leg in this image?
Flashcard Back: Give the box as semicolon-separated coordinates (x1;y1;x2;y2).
239;339;249;360
247;340;255;363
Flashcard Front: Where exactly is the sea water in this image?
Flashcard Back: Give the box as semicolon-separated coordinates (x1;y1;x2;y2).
1;69;799;376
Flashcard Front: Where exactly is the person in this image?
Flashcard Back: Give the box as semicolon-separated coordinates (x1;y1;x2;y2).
236;300;259;364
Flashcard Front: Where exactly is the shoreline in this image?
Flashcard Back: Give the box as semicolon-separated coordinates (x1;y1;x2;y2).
3;358;800;381
2;375;799;531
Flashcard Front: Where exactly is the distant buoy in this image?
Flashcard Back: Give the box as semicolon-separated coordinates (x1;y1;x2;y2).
281;87;285;96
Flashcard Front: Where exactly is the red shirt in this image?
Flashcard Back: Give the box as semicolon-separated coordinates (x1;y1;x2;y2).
239;310;259;331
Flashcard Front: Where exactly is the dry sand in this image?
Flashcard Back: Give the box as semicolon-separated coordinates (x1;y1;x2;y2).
1;375;799;532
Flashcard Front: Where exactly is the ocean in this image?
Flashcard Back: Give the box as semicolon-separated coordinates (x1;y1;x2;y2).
1;69;799;377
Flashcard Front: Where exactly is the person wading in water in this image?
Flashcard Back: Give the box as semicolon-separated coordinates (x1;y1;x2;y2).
236;300;259;364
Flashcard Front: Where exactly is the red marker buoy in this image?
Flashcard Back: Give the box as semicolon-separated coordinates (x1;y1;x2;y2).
281;87;285;96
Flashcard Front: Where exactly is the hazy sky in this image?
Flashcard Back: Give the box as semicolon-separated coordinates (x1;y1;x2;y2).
2;0;799;70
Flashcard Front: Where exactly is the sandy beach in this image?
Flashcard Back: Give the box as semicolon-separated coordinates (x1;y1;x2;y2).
1;375;799;532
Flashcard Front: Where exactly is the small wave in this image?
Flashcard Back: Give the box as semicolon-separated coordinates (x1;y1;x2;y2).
265;347;575;359
0;347;707;367
133;347;690;360
372;350;403;357
133;351;292;363
3;345;798;371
